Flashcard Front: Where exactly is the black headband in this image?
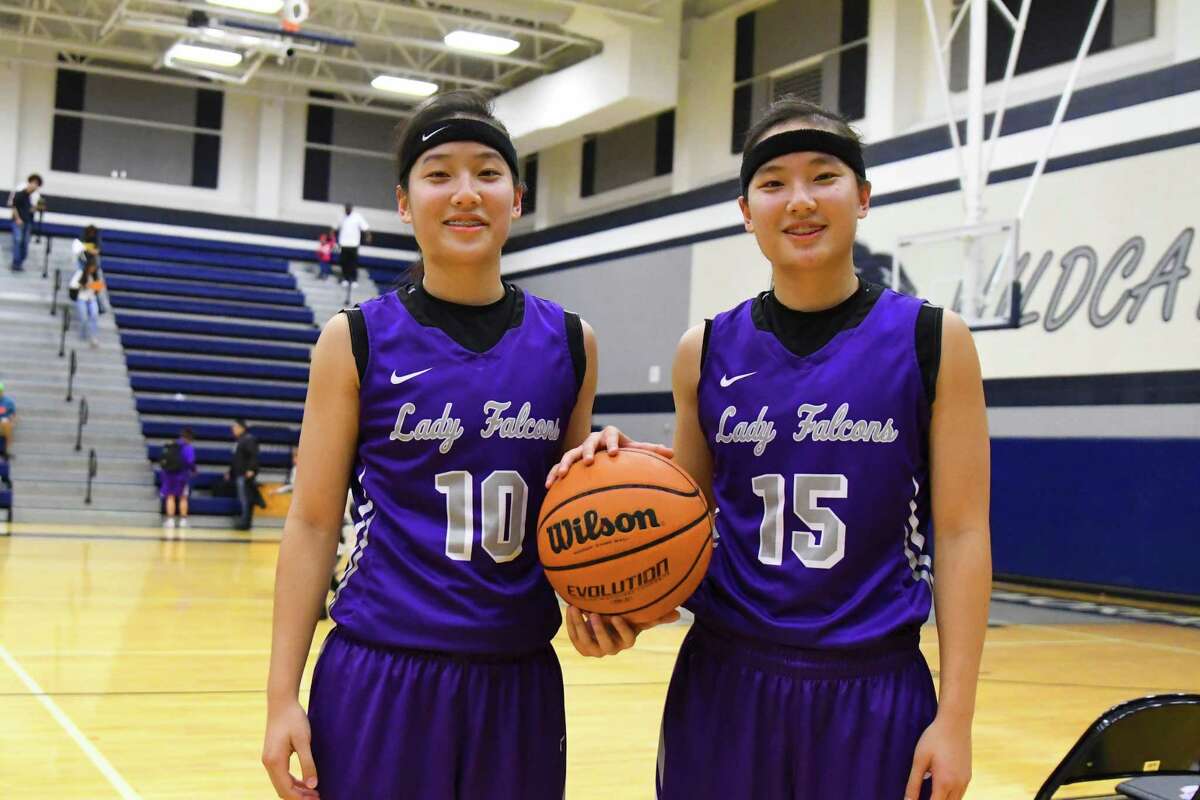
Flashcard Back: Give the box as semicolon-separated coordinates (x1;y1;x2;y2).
398;117;520;186
740;129;866;196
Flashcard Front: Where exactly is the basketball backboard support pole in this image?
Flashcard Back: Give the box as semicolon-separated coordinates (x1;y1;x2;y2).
905;0;1110;330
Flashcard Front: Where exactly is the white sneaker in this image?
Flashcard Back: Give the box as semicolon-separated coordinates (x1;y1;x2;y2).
351;281;358;288
163;518;175;529
177;518;188;529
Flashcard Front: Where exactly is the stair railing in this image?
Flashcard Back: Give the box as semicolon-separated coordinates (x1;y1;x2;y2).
66;349;77;403
75;396;89;452
85;448;97;505
58;304;71;357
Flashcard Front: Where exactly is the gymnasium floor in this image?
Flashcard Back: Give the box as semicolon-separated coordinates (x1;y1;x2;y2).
1;524;1197;799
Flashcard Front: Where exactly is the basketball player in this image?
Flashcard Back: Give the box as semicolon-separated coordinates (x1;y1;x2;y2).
261;91;670;799
551;97;991;800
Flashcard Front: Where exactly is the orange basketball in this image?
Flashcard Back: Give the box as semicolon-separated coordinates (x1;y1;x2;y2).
537;449;712;624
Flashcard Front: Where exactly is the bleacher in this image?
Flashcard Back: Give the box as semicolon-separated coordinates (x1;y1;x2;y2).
100;238;318;520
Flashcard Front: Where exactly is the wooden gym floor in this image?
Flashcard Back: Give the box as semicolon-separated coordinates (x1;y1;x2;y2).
1;523;1197;799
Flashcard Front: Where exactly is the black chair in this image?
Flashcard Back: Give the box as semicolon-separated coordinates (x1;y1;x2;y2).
1036;694;1200;799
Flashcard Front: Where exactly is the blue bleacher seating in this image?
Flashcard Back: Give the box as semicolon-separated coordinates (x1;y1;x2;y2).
105;276;306;306
121;334;312;362
101;242;288;272
127;354;308;382
131;376;306;403
137;397;304;423
148;443;291;468
100;259;297;290
110;294;314;324
115;314;319;344
143;421;299;444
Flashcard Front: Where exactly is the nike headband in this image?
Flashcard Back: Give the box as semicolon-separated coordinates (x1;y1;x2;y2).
740;129;866;197
398;117;521;186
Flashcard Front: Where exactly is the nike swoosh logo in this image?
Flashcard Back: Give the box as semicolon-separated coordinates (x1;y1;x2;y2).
391;367;432;385
422;126;448;142
720;371;756;388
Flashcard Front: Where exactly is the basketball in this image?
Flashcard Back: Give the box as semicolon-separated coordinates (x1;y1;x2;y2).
537;449;712;624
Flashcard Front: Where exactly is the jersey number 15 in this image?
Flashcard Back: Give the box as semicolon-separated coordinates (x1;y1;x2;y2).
751;473;847;569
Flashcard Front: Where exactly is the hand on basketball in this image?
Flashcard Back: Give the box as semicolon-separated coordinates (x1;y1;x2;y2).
563;605;680;657
262;700;320;799
546;425;674;488
905;714;971;800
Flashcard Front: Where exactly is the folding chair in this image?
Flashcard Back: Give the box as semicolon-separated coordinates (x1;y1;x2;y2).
1036;694;1200;800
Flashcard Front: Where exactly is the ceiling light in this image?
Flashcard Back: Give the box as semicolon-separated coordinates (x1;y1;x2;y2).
444;30;520;55
371;75;438;97
166;42;244;68
206;0;284;14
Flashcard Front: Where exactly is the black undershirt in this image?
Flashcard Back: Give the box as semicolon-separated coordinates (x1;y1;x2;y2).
703;280;943;403
343;283;586;391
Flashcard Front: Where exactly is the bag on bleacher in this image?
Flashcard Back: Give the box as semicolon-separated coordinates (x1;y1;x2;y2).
160;441;183;473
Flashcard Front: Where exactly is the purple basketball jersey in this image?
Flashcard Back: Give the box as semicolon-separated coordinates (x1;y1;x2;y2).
331;288;577;654
688;289;933;649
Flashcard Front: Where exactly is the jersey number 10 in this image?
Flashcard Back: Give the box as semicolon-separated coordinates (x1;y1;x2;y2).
751;473;847;569
435;471;529;563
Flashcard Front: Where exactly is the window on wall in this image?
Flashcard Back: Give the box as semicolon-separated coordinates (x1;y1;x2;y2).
731;0;868;153
950;0;1155;90
303;96;403;210
50;69;223;188
580;110;674;197
521;154;538;215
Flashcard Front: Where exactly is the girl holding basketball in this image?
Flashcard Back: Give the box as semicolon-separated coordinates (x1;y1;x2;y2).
262;91;669;800
552;96;991;800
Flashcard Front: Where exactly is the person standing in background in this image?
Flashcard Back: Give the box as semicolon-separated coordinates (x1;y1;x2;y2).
335;203;370;288
230;418;261;531
316;232;335;281
7;174;43;272
160;427;197;531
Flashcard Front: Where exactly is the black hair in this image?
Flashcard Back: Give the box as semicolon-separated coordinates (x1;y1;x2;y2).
233;418;248;429
27;173;43;186
82;253;99;272
392;90;522;286
83;225;99;243
180;427;194;441
742;96;866;185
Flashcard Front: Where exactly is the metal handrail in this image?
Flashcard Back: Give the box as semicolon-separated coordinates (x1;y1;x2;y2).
51;268;61;316
85;448;97;505
40;214;53;279
58;304;71;357
75;396;89;452
66;349;77;403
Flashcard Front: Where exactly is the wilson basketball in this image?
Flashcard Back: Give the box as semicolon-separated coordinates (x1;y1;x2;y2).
537;449;712;624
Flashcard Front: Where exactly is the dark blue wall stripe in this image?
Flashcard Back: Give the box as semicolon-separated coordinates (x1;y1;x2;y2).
984;371;1200;407
991;437;1199;598
42;196;417;251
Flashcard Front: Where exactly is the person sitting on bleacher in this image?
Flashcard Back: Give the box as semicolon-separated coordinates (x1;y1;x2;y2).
0;382;15;458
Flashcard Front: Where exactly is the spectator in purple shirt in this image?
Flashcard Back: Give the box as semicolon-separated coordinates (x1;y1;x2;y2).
160;428;197;531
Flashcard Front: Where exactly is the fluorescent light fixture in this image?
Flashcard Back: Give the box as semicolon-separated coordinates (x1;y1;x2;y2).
206;0;284;13
371;75;439;97
167;42;244;68
444;30;520;55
